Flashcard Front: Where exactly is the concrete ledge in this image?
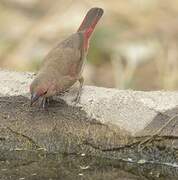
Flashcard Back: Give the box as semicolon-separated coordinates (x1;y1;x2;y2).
1;69;178;135
1;69;178;163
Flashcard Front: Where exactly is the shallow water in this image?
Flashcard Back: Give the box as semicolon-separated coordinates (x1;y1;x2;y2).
1;153;178;180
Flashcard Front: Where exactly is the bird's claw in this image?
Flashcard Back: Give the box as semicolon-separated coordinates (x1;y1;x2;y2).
40;97;50;109
72;89;82;105
72;95;80;105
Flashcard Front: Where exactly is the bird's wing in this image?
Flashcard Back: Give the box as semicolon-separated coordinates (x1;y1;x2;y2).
41;32;85;79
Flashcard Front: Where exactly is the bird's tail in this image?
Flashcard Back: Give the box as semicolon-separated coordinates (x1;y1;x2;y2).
77;7;104;39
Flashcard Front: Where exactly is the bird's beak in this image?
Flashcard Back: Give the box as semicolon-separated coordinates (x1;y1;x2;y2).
30;93;40;106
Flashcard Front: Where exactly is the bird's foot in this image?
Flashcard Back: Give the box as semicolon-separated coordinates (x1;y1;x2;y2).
40;97;50;109
72;90;82;105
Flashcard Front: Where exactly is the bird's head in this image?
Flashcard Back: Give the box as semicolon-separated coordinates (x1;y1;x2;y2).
30;77;48;105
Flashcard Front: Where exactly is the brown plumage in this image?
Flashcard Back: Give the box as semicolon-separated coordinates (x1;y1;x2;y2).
30;7;104;108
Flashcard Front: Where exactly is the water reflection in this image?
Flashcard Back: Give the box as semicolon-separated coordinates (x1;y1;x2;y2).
0;153;178;180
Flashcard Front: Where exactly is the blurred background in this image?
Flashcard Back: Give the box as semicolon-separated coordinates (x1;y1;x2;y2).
1;0;178;90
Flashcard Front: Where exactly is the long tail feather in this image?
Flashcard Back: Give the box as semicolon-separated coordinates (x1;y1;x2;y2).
77;7;104;38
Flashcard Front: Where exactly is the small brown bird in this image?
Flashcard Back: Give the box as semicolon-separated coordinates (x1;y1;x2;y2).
30;7;104;108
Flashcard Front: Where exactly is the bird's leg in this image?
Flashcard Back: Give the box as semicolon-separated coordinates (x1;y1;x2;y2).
40;97;49;109
46;97;51;105
73;76;84;104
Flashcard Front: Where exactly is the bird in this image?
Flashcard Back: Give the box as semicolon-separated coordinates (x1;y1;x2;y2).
30;7;104;108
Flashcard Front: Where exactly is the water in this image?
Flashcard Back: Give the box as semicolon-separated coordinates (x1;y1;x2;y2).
1;153;178;180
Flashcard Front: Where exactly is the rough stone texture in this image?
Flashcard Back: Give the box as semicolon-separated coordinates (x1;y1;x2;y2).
2;69;178;166
1;69;178;136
